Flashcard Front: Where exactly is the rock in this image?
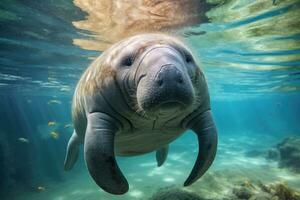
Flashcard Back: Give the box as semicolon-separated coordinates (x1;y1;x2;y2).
269;183;300;200
266;148;279;161
249;193;273;200
232;187;254;199
257;181;271;193
148;187;210;200
241;180;256;190
227;180;300;200
277;137;300;173
257;182;300;200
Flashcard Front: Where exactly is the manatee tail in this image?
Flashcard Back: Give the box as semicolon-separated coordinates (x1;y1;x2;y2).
64;130;80;171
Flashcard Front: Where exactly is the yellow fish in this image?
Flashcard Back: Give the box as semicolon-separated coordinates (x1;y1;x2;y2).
60;86;71;92
50;131;59;139
18;137;29;143
47;100;62;105
48;121;56;126
37;186;46;192
48;77;56;81
64;124;72;128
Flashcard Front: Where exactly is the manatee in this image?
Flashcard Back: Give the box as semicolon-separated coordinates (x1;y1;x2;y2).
64;33;218;195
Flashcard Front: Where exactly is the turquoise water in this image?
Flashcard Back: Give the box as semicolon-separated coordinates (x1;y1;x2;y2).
0;0;300;199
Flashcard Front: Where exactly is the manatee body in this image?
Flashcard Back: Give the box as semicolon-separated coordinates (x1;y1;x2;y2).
64;33;218;195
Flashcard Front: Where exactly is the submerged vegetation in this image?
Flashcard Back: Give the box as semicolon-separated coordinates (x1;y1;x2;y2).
149;187;206;200
148;177;300;200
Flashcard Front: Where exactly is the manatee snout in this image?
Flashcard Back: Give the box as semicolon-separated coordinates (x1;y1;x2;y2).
136;46;195;114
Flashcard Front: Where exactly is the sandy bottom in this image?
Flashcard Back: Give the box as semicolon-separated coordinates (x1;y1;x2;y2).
7;132;300;200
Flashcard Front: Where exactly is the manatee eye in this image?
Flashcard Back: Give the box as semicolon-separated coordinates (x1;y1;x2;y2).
121;55;134;67
185;52;193;63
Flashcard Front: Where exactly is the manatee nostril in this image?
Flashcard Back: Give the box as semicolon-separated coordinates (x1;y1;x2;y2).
156;66;184;86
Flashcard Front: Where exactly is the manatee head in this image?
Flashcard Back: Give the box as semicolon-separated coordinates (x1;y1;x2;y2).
110;34;204;117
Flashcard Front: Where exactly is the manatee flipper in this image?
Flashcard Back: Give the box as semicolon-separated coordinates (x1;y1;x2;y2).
184;110;217;186
156;145;169;167
84;112;128;195
64;130;80;171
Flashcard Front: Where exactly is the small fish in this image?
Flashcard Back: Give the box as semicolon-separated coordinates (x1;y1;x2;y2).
47;100;62;105
60;86;71;92
48;121;56;126
64;124;73;128
48;77;57;81
37;186;46;192
18;137;29;143
50;131;59;139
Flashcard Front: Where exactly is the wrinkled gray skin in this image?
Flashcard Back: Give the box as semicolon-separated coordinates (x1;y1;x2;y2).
64;34;218;195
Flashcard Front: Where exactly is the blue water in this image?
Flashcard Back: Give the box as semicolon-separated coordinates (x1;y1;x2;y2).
0;0;300;199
